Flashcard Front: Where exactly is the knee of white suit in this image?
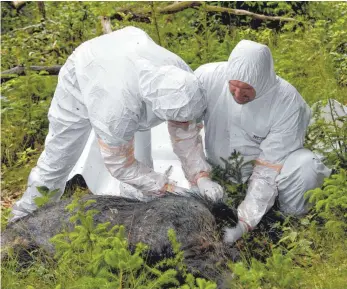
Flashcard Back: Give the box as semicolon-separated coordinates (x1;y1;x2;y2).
276;148;332;216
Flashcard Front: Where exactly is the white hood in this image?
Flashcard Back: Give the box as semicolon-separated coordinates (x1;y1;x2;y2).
138;62;206;122
227;40;277;98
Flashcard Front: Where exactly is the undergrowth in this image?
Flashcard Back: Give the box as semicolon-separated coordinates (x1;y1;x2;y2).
1;195;217;289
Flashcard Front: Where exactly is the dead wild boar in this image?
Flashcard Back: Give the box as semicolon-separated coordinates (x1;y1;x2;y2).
1;195;239;281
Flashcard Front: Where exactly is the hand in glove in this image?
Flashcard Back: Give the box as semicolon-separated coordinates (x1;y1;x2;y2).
223;221;249;245
197;177;224;202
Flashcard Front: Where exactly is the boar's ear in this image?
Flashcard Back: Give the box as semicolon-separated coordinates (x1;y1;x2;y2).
211;202;238;228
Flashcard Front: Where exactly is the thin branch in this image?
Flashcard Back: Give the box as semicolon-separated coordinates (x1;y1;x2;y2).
4;20;60;34
1;65;62;83
204;4;297;22
110;1;297;23
157;1;200;14
12;23;43;32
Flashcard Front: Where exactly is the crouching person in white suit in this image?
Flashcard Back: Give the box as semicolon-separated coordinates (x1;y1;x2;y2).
10;26;224;222
195;40;332;244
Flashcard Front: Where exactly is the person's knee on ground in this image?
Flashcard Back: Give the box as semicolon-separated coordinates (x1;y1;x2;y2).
276;148;331;216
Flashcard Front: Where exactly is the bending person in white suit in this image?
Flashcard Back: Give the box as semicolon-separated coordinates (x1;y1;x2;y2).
194;40;333;244
10;26;224;222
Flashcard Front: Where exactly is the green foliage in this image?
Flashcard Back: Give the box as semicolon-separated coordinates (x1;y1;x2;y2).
305;99;347;170
271;3;347;104
307;2;347;87
34;186;60;208
1;74;56;194
228;169;347;289
1;2;100;68
230;248;304;289
211;150;251;206
179;277;217;289
306;169;347;236
1;206;12;231
1;253;58;289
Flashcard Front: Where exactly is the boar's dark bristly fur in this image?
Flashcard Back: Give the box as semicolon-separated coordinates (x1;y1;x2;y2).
1;195;239;281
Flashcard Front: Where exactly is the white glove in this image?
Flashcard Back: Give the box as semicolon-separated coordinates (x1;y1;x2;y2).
197;177;224;202
223;221;249;244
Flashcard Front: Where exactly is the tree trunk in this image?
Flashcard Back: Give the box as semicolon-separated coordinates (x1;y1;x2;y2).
37;1;46;20
100;16;112;34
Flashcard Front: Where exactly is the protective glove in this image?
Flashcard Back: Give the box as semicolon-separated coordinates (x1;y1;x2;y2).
197;177;224;202
223;221;249;245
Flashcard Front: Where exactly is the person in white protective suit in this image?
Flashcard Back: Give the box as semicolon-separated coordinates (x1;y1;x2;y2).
10;26;224;222
194;40;332;244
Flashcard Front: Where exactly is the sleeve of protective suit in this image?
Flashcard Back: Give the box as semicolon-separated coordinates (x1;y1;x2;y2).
168;120;211;185
237;163;280;226
230;98;311;241
224;161;281;244
98;137;168;196
167;120;224;202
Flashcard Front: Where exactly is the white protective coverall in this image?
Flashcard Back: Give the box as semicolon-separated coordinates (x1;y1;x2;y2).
11;26;223;222
195;40;332;244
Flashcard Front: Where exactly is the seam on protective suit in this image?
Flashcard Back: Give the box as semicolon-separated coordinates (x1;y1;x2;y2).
255;159;283;172
193;171;210;184
98;138;135;167
168;120;211;185
98;137;134;154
